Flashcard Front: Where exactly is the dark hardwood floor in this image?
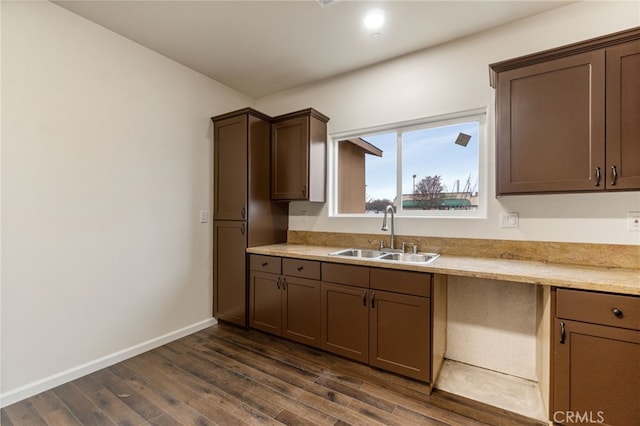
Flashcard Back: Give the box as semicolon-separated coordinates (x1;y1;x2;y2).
1;324;544;425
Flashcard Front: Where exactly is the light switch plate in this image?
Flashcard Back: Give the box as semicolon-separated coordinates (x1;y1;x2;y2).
500;212;519;228
628;211;640;231
199;210;209;223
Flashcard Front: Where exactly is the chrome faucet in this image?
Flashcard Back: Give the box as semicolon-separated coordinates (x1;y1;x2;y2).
381;205;397;251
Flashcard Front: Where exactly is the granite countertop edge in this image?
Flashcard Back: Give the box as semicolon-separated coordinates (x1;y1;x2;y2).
247;243;640;296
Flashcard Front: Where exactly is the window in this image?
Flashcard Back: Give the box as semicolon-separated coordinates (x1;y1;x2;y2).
332;109;485;217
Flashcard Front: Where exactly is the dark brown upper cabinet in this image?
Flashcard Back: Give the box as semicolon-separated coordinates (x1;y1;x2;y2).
212;108;289;242
490;27;640;195
606;39;640;190
213;112;251;220
271;108;329;202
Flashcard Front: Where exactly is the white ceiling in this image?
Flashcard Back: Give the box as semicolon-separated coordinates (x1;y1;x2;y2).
54;0;575;98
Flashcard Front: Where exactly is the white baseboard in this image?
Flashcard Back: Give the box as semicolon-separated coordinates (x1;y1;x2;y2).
0;317;218;408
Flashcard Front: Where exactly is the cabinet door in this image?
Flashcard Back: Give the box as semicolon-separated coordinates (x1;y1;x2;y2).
282;276;321;348
249;271;282;335
213;114;247;220
369;290;431;382
271;116;309;200
321;283;369;363
553;319;640;426
496;51;606;194
606;39;640;190
213;221;248;326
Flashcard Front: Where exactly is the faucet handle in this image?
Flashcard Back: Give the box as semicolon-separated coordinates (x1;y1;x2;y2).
403;243;419;253
379;240;385;250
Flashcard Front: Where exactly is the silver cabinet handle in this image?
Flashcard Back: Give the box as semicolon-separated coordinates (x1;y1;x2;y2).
560;321;566;344
611;165;618;186
594;167;601;187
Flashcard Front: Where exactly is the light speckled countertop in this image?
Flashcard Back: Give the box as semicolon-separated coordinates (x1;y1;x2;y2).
247;243;640;296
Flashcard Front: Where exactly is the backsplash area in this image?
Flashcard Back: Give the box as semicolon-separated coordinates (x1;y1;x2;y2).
287;231;639;269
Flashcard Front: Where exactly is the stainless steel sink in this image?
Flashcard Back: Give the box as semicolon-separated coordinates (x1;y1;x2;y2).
378;252;440;263
328;248;385;258
328;248;439;264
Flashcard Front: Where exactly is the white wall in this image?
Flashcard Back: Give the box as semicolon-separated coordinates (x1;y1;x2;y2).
1;1;252;404
256;0;640;246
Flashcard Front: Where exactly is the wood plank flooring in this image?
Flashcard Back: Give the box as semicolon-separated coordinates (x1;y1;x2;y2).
1;324;545;425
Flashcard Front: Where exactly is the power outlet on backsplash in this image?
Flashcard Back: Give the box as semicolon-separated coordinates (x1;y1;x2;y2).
628;212;640;231
500;212;519;228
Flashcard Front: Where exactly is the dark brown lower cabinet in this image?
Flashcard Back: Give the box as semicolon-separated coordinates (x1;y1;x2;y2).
320;282;369;363
320;263;433;382
282;276;321;347
248;270;282;335
250;255;440;384
369;268;432;382
213;221;248;326
369;290;431;382
249;267;321;348
553;289;640;426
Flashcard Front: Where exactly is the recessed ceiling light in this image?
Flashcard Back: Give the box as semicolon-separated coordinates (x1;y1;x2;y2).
364;9;385;30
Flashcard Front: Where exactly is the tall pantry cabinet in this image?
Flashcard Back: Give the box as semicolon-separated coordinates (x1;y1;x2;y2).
212;108;288;326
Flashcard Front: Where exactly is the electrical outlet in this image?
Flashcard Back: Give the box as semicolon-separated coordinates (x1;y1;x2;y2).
199;210;209;223
500;212;519;228
628;211;640;231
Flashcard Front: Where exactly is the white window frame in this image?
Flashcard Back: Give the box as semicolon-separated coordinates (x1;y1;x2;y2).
328;108;487;219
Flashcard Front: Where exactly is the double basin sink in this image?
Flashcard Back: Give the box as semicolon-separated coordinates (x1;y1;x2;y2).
328;248;439;264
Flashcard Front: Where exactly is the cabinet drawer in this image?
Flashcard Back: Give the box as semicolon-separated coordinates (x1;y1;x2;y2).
556;289;640;331
283;258;320;280
249;255;281;274
370;268;431;297
322;263;369;288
